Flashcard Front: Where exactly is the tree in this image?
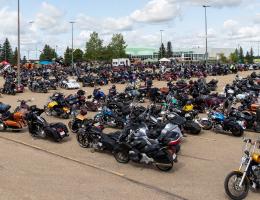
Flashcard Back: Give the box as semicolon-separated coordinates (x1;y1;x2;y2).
229;48;239;63
39;44;57;61
22;56;27;64
73;49;84;62
107;33;127;59
245;51;250;64
166;41;173;58
239;47;244;63
85;32;103;61
249;47;254;64
219;53;228;63
64;46;72;65
158;43;166;59
1;38;13;62
12;47;18;66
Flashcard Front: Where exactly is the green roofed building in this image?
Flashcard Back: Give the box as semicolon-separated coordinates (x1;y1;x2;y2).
126;47;235;62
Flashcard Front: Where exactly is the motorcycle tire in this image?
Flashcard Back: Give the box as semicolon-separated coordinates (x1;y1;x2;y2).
231;125;244;137
200;120;213;130
76;133;89;148
224;171;249;200
155;162;173;172
68;121;77;133
184;121;201;135
114;151;130;163
62;113;70;119
117;121;124;129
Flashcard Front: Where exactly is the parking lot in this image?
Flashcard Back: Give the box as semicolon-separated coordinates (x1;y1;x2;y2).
0;71;259;200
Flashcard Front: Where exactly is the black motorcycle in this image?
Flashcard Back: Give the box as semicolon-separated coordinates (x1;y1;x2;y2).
26;106;69;142
113;123;178;171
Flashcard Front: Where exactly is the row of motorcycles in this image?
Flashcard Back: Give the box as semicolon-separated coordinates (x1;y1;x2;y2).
0;100;69;142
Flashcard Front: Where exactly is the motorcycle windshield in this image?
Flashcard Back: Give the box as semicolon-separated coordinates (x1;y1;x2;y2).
164;123;181;134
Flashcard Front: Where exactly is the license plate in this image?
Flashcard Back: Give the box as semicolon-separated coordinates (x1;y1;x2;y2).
60;131;65;136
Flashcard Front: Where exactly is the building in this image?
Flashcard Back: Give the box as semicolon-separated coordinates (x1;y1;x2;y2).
126;47;235;62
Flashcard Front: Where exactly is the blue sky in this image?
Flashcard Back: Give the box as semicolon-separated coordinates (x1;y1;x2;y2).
0;0;260;59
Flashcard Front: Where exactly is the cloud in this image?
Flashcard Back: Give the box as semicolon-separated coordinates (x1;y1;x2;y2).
254;13;260;24
34;2;68;34
180;0;244;8
130;0;181;23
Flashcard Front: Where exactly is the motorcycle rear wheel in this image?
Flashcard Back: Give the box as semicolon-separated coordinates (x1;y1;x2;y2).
224;171;249;200
200;120;213;130
114;151;130;163
77;133;89;148
155;162;173;172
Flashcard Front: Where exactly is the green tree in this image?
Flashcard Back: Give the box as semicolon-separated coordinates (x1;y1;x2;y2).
229;48;239;63
107;33;127;59
73;48;84;62
219;53;228;63
245;51;250;64
22;56;27;64
166;41;173;58
12;47;18;66
158;43;166;59
1;38;13;62
84;32;103;61
249;47;254;64
39;44;57;61
64;46;72;65
239;47;244;63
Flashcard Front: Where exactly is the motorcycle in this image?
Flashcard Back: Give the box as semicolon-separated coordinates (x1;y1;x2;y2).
94;106;125;129
45;93;71;119
207;110;244;137
224;138;260;200
76;120;119;150
26;106;69;142
0;103;27;131
113;123;178;171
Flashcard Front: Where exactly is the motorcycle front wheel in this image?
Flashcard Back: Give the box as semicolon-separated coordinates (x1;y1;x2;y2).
114;151;130;163
231;125;244;137
224;171;249;200
76;133;89;148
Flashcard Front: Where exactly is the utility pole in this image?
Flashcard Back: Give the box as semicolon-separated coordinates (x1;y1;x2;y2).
69;21;75;69
203;5;210;68
17;0;21;86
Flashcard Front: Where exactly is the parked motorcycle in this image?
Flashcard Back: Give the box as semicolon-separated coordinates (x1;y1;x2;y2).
113;123;178;171
0;103;27;131
26;106;69;142
224;138;260;200
207;110;244;136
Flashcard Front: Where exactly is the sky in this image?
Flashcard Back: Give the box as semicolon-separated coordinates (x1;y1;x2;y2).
1;0;260;59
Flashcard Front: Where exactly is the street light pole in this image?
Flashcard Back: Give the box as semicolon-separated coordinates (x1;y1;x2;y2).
69;21;75;70
203;5;210;67
160;30;164;58
17;0;21;86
